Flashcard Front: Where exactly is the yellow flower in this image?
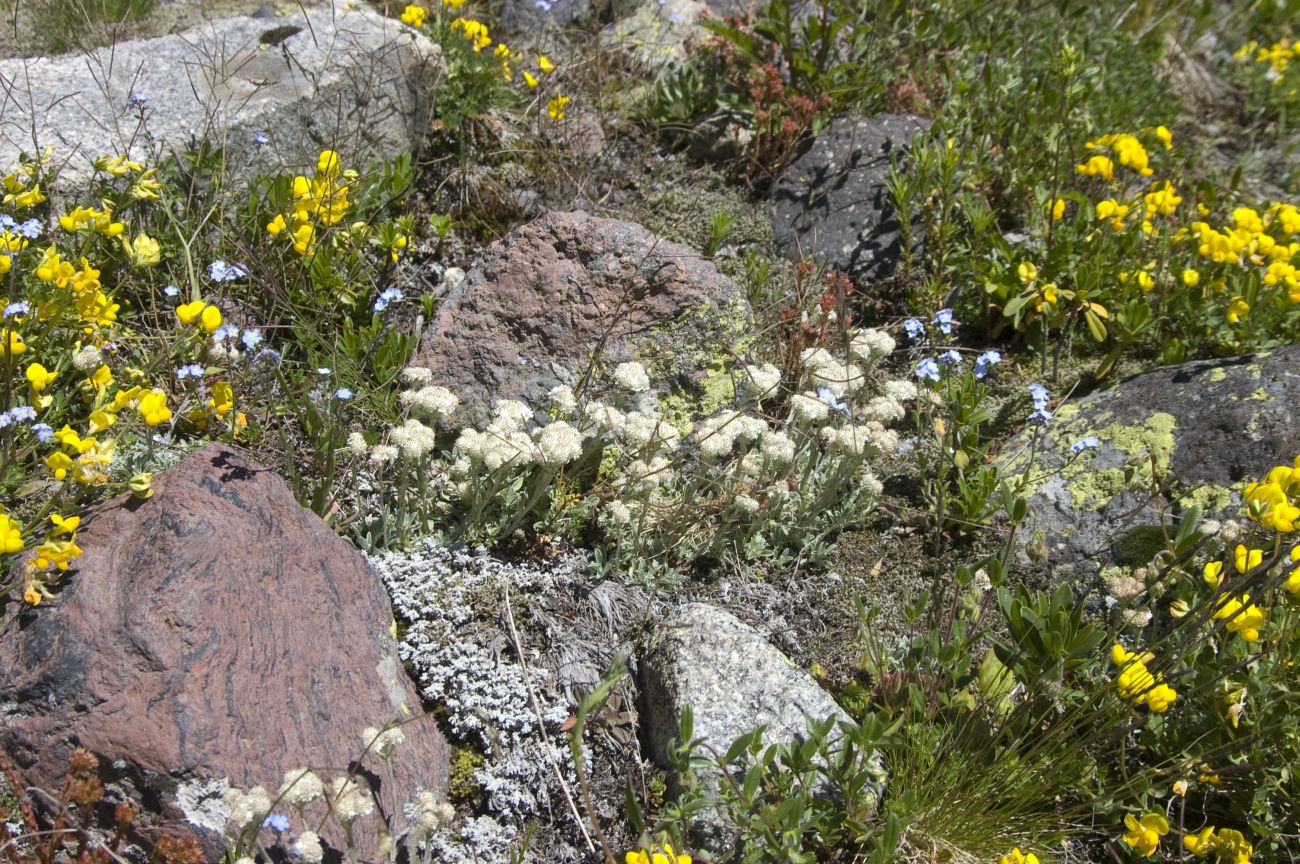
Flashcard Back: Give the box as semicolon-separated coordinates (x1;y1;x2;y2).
209;380;235;418
547;93;570;121
96;154;142;176
49;514;80;536
26;362;57;392
23;583;41;605
32;536;83;570
1111;643;1176;712
123;233;161;267
1182;268;1200;287
1153;125;1172;149
267;213;288;236
1234;544;1262;573
0;513;24;554
138;390;172;426
440;0;464;7
45;450;73;481
1017;261;1037;284
88;363;113;391
400;3;427;26
87;410;116;434
176;300;205;326
1213;593;1266;642
997;849;1040;864
523;70;539;88
538;54;555;73
1226;296;1250;324
1287;547;1300;596
1049;197;1066;220
1204;560;1224;588
4;328;27;355
1172;779;1188;796
624;844;691;864
1122;812;1169;857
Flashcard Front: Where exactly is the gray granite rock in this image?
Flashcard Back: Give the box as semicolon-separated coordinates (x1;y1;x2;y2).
640;603;883;850
771;113;930;284
606;0;708;68
498;0;591;32
1000;346;1300;583
0;0;441;189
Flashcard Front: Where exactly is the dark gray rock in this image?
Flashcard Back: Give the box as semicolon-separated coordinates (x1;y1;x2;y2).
771;113;930;284
0;0;441;189
1000;346;1300;583
413;211;750;425
498;0;590;32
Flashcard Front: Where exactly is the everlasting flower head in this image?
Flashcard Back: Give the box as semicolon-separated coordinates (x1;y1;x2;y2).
292;830;324;863
613;361;651;393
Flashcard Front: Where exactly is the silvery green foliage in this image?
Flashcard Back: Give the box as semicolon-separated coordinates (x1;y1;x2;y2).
370;540;592;861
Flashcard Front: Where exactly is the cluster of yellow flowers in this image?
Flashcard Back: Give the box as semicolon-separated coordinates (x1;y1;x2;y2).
400;0;464;28
625;844;690;864
997;849;1040;864
1234;37;1295;80
1189;204;1300;309
1111;643;1177;712
1202;544;1271;641
20;514;85;605
266;150;353;256
1075;129;1166;180
1243;456;1300;533
1;151;49;209
1184;825;1254;863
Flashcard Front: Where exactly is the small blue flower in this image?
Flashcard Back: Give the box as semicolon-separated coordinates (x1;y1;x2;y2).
1071;436;1100;454
915;357;941;382
7;406;36;422
212;323;240;343
127;91;150;109
0;414;10;429
176;364;205;380
334;387;354;401
4;301;30;319
32;422;54;443
16;219;42;239
903;318;926;341
253;347;283;368
373;286;404;313
0;215;14;229
1029;406;1053;425
241;328;264;350
973;349;1002;379
208;260;247;282
1028;383;1050;408
939;349;963;366
262;813;290;833
534;0;554;9
816;386;850;416
163;284;180;297
253;131;270;146
931;308;954;335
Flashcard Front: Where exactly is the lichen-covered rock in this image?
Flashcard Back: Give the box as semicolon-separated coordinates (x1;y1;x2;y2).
413;210;750;425
498;0;590;32
606;0;709;67
0;445;448;859
0;0;441;189
1001;345;1300;582
640;603;883;850
771;114;931;284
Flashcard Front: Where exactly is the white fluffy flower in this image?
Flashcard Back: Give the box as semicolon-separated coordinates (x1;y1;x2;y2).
859;470;884;497
279;769;324;806
346;431;369;456
858;396;905;424
884;379;918;402
330;776;375;824
583;402;625;436
605;500;633;525
759;430;796;464
401;385;460;417
613;361;651;393
292;830;324;863
1122;608;1153;628
412;789;455;831
72;345;103;370
362;725;405;758
811;360;866;396
623;456;672;490
696;411;741;458
850;328;895;361
800;348;836;372
733;414;768;442
492;400;534;432
370;444;399;464
744;363;782;398
734;493;760;513
223;786;271;830
534;421;585;464
401;366;434;384
791;392;829;422
390;418;438;459
548;385;577;413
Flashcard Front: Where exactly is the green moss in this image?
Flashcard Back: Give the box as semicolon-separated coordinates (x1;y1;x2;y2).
449;747;485;804
1177;483;1236;514
1113;525;1170;566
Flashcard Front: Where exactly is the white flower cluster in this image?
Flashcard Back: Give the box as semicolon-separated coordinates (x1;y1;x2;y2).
279;768;325;807
329;776;376;825
361;724;405;759
612;360;651;393
400;384;460;418
223;785;272;832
